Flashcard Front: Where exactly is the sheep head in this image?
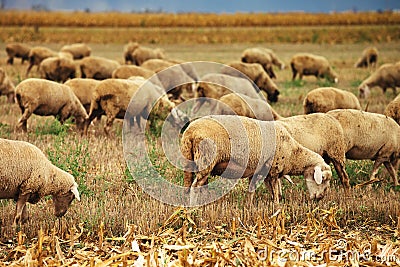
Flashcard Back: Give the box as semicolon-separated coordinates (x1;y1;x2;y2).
358;84;370;98
304;163;331;201
53;180;80;218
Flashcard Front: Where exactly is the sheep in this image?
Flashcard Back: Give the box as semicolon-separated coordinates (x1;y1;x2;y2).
303;87;362;114
123;42;140;64
241;47;285;79
112;65;156;79
39;56;77;83
84;78;180;135
26;46;58;75
64;78;101;114
192;73;262;113
278;113;350;188
80;56;121;80
384;93;400;125
0;67;16;103
221;61;280;102
354;47;378;68
181;115;332;204
0;138;80;224
358;62;400;98
216;93;281;121
15;78;88;132
5;42;31;65
60;43;91;60
327;109;400;186
131;46;165;66
290;53;338;83
141;58;199;82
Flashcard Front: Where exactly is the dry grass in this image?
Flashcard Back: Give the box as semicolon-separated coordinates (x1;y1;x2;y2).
0;31;400;265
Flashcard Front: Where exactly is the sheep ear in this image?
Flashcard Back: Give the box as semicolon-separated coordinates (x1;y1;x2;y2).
71;182;80;201
313;166;323;185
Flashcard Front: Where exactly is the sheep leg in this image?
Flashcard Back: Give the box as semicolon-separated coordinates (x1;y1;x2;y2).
369;159;384;181
7;57;13;65
383;161;399;186
26;63;34;76
14;194;30;225
331;159;351;189
16;108;32;132
264;177;281;205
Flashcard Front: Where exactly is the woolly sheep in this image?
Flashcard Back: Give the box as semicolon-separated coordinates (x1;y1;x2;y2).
241;47;285;79
131;46;165;66
0;138;80;224
303;87;362;114
217;93;281;121
141;58;199;82
15;78;88;132
354;47;378;68
278;113;350;188
358;62;400;98
112;65;156;79
64;78;101;114
290;53;338;83
84;78;180;135
123;42;140;64
26;46;58;75
181;115;332;204
6;42;31;65
0;67;16;103
80;56;121;80
384;94;400;125
327;109;400;186
221;61;280;102
60;43;91;60
39;56;77;83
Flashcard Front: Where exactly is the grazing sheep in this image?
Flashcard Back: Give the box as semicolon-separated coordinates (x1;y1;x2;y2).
385;94;400;125
64;78;101;114
358;62;400;98
0;67;16;103
15;78;88;132
0;138;80;224
84;78;179;135
39;56;77;83
327;109;400;186
241;47;285;79
354;47;378;68
290;53;338;83
131;46;165;66
5;42;31;65
278;113;350;188
112;65;156;79
217;93;281;121
181;115;332;204
80;56;121;80
141;58;199;82
303;87;362;114
26;46;58;75
123;42;140;64
60;43;91;60
221;61;280;102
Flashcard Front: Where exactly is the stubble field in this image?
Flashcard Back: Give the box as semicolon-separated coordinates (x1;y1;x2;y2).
0;15;400;265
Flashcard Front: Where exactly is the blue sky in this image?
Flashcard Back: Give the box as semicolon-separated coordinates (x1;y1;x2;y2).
5;0;400;13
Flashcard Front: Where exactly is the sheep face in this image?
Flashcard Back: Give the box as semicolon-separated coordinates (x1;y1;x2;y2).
52;182;80;217
359;84;370;98
304;164;331;200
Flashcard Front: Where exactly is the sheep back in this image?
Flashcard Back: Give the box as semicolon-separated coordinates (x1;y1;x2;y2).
112;65;156;79
40;56;77;83
291;53;338;82
6;43;31;64
80;56;121;80
60;43;91;60
384;94;400;125
132;47;165;66
64;78;101;112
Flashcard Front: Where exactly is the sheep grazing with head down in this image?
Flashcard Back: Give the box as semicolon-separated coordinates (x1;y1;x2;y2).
354;47;378;68
80;56;121;80
39;56;77;83
60;43;91;60
0;67;16;103
290;53;338;83
131;46;165;66
64;78;101;115
327;109;400;186
303;87;361;114
221;61;280;102
15;78;88;132
241;47;285;79
358;62;400;98
112;65;156;79
6;42;31;65
0;138;80;225
385;94;400;125
181;115;332;204
26;46;58;75
123;42;140;64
